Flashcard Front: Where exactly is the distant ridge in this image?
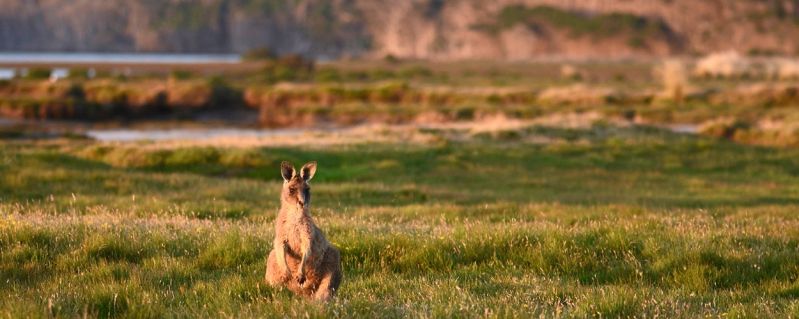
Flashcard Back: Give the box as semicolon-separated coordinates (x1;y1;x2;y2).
1;0;798;59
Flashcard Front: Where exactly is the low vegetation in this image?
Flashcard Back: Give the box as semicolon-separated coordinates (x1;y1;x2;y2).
2;124;799;317
4;56;799;147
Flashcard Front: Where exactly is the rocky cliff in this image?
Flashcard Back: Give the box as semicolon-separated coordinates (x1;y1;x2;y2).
1;0;798;59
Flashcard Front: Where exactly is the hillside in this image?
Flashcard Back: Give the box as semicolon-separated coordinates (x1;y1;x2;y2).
1;0;799;59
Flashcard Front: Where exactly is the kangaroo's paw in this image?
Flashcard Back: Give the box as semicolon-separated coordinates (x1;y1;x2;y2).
301;278;315;290
297;273;306;285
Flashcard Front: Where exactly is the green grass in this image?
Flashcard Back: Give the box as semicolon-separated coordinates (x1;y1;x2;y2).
474;5;674;46
3;126;799;317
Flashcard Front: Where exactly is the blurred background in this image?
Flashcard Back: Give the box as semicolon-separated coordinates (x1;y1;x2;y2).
1;0;799;145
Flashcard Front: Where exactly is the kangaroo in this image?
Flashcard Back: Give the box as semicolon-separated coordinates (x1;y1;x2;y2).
265;161;342;301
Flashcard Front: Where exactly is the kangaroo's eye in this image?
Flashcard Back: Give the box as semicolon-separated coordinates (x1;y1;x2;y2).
289;188;296;194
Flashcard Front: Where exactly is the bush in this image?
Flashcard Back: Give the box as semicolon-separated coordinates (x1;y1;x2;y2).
698;118;751;139
259;54;315;83
167;80;212;109
655;59;688;102
383;54;400;63
242;47;276;61
68;68;90;79
314;67;342;82
169;70;194;80
371;82;409;103
398;66;433;79
694;51;751;78
25;68;51;80
369;69;396;80
84;83;128;108
208;76;243;107
65;84;86;101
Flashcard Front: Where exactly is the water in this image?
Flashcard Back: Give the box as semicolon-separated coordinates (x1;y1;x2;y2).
667;124;699;134
0;68;14;79
85;128;304;142
85;123;702;142
0;52;240;64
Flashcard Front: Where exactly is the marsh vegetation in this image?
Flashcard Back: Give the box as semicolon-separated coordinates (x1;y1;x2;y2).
5;53;799;147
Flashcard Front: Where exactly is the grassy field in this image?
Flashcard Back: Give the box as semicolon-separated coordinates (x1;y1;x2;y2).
2;123;799;318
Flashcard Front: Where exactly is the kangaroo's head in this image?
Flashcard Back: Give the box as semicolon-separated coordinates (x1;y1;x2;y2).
280;161;317;210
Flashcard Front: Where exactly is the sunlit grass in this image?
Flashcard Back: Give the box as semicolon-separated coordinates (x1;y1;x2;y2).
2;125;799;317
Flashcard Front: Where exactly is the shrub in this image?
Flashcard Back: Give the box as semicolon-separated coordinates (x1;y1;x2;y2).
67;68;90;79
65;83;86;101
242;47;277;61
84;83;128;108
777;58;799;80
25;68;51;80
343;70;369;81
314;67;342;82
167;80;212;108
169;70;194;80
369;69;396;80
259;54;315;83
371;82;409;103
560;64;583;80
698;118;751;139
537;84;615;106
383;54;400;63
208;76;243;107
655;59;688;102
398;66;433;79
694;51;751;78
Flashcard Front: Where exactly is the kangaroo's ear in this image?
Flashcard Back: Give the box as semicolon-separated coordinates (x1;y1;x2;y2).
281;161;295;181
300;161;317;181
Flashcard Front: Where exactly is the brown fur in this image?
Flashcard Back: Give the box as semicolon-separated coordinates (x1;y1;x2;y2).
265;161;342;301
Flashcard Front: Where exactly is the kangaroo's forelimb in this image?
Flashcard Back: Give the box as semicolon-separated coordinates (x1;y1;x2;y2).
276;239;289;275
297;233;311;285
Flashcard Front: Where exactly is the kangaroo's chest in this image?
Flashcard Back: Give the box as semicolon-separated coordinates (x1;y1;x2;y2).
277;219;311;252
287;224;310;251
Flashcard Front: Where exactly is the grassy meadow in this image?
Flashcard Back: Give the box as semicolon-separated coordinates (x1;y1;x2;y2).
3;123;799;318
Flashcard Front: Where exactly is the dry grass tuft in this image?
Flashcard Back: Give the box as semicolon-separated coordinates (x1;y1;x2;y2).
560;64;583;80
654;59;688;102
537;84;616;106
776;58;799;80
694;51;750;78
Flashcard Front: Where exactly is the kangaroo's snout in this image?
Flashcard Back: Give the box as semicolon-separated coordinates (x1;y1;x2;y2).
297;189;309;209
